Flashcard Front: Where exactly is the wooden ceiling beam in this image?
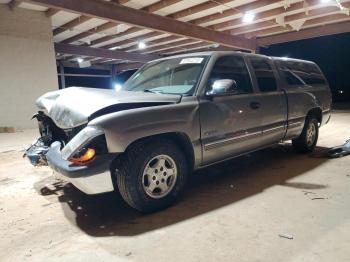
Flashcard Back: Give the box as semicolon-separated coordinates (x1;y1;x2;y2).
53;16;91;36
169;0;233;20
144;39;203;54
8;0;23;9
162;42;215;55
142;0;183;13
58;0;182;46
102;31;162;49
53;1;131;37
61;22;117;44
64;0;269;50
228;3;350;36
57;60;111;70
257;19;350;46
45;8;60;17
54;43;159;62
122;35;185;51
247;13;350;40
190;0;281;25
90;27;143;46
28;0;254;50
213;0;345;32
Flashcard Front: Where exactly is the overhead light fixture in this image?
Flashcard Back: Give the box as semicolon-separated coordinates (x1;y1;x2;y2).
77;57;84;63
138;41;146;50
109;46;119;50
321;0;333;3
242;12;255;23
114;83;122;91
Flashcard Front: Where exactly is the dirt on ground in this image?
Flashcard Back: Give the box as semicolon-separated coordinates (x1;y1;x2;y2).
0;110;350;262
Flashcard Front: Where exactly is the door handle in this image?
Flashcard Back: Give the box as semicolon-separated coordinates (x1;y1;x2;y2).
250;101;260;110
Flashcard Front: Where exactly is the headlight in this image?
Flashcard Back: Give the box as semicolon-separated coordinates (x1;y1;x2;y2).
61;126;104;160
70;148;96;165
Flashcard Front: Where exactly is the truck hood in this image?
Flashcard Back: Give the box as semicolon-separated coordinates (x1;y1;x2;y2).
36;87;181;129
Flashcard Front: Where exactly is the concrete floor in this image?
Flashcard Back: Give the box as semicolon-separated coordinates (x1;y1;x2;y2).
1;110;350;262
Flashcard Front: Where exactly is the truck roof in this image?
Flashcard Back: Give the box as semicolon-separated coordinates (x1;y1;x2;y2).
153;51;316;65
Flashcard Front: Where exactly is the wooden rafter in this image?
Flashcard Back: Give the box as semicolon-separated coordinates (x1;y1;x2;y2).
56;0;181;44
144;39;203;54
54;43;159;62
144;4;350;55
8;0;22;9
61;22;117;44
28;0;255;50
53;16;91;36
45;8;59;17
190;0;282;25
232;3;350;37
258;19;350;46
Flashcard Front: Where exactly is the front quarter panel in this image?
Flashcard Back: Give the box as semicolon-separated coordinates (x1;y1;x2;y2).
88;96;201;165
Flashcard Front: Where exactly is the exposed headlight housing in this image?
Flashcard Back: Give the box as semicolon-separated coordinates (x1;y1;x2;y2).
61;126;104;160
70;147;96;165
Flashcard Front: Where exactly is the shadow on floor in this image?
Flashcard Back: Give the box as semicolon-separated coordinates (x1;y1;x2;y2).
34;143;330;237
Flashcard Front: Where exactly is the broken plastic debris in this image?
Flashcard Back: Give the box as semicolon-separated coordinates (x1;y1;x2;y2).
278;234;294;240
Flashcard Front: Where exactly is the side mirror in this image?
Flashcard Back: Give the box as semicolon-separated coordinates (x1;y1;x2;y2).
206;79;238;97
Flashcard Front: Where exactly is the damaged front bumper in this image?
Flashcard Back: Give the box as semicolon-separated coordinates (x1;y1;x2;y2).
24;116;116;195
46;142;115;194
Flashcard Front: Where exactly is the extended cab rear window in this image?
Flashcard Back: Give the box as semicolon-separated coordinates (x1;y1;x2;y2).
277;60;327;87
249;57;278;92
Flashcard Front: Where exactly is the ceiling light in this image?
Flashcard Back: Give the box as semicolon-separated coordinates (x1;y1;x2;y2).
321;0;333;3
242;12;255;23
138;41;146;50
114;83;122;91
77;57;84;63
109;46;119;50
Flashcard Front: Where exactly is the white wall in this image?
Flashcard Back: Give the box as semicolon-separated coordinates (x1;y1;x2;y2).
0;5;57;129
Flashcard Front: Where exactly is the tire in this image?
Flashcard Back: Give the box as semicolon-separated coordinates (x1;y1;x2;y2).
292;115;319;153
114;138;188;213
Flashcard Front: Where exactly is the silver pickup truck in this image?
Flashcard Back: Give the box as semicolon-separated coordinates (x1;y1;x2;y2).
26;51;332;212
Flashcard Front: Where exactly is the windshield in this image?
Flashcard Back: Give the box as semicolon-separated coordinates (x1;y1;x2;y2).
123;56;208;95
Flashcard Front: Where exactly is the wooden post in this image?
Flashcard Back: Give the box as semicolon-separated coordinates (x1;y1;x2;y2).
59;61;66;89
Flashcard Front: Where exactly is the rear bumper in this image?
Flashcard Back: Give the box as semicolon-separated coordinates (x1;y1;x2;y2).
46;142;115;194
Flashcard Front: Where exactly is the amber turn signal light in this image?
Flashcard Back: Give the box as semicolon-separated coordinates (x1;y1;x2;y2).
70;148;96;165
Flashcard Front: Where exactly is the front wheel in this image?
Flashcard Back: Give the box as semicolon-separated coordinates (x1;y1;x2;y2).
292;116;319;153
115;139;188;213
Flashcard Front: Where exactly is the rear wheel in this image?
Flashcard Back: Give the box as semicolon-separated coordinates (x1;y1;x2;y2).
115;139;188;212
292;116;319;153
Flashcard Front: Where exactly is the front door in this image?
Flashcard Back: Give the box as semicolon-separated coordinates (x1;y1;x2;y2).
200;55;265;165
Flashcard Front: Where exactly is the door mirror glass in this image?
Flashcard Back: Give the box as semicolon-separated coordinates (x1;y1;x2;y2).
206;79;238;96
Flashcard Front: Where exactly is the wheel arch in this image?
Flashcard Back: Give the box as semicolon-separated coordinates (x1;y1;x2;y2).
111;132;195;172
307;107;322;124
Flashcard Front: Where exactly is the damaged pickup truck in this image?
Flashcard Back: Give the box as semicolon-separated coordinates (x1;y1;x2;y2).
25;51;332;212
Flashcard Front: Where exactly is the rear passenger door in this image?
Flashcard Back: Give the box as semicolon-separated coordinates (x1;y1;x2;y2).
247;57;288;145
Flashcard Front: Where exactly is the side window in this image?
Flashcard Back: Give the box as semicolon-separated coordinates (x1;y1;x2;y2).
278;61;326;87
208;56;253;94
250;58;278;92
278;61;305;86
304;63;327;85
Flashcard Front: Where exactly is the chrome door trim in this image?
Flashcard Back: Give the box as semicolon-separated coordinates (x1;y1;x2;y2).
204;131;262;151
288;121;303;128
263;125;286;134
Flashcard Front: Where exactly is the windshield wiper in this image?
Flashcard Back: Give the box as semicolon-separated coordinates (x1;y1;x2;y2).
144;89;162;94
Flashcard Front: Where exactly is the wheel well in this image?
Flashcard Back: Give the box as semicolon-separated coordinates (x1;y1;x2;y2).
125;132;195;171
307;108;322;124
